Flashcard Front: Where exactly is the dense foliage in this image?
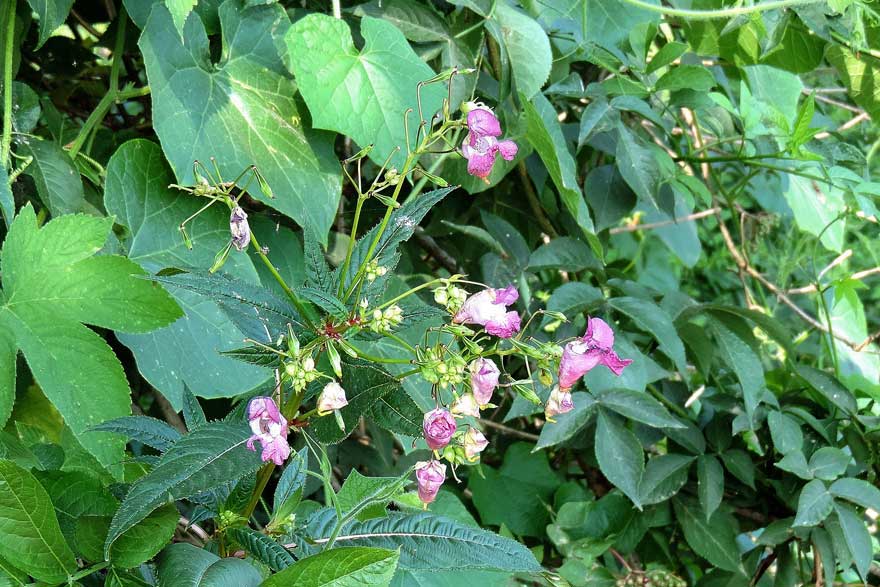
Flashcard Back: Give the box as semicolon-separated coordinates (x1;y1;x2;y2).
1;0;879;586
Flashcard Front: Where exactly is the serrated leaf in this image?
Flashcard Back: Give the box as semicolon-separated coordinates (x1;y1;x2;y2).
91;416;182;452
182;386;207;431
273;446;308;523
829;478;880;512
672;498;742;574
608;297;687;375
697;454;723;521
767;411;803;455
105;422;263;556
595;410;643;509
638;454;693;505
156;542;262;587
535;392;596;449
709;315;763;424
262;547;398;587
832;503;871;580
793;479;833;527
228;527;294;571
140;3;341;240
296;287;348;318
490;4;551;99
0;460;77;583
808;447;849;481
528;237;600;272
367;386;423;437
595;388;683;429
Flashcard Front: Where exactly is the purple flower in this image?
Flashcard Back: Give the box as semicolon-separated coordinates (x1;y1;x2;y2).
317;381;348;415
246;396;291;465
461;109;518;180
453;285;521;338
415;459;446;505
545;385;574;420
230;206;250;251
469;358;500;407
558;317;633;390
423;408;457;450
463;427;489;461
450;393;480;418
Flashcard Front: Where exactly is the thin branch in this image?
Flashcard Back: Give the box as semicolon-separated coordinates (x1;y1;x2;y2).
610;207;720;234
414;227;460;273
478;418;540;442
517;162;559;238
787;267;880;294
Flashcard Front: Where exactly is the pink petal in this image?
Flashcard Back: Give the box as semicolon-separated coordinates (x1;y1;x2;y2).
601;350;633;376
558;342;603;389
467;108;502;138
585;317;615;350
261;436;291;465
466;150;496;179
497;140;518;161
493;285;519;306
485;311;521;338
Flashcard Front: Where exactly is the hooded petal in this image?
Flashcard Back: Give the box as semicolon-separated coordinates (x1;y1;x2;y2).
423;408;457;450
470;358;500;406
558;340;603;389
415;460;447;504
465;149;497;179
451;393;481;418
467;108;502;138
261;436;291;466
585;317;615;350
545;386;575;419
493;285;519;306
463;427;489;460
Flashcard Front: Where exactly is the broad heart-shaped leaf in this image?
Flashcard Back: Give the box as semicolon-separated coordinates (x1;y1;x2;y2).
522;92;596;240
0;460;77;583
262;547;398;587
105;422;263;556
673;498;743;574
595;410;644;509
306;512;542;573
139;2;341;240
286;13;445;170
156;543;262;587
468;443;561;536
0;205;182;471
104;139;270;407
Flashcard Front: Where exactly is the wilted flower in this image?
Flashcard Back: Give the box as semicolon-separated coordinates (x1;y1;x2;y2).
230;206;250;251
415;459;446;505
317;381;348;415
453;285;521;338
469;358;500;407
450;393;480;418
544;385;574;421
423;408;457;450
463;427;489;461
558;317;633;390
246;396;290;465
461;109;518;180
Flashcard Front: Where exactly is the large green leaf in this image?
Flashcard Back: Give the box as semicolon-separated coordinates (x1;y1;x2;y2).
0;329;14;429
594;388;683;429
227;527;295;572
0;460;77;583
105;422;263;556
832;503;872;580
781;169;845;252
709;315;763;424
104;139;270;406
157;543;262;587
535;392;596;449
595;409;644;508
613;298;686;373
286;13;445;169
75;504;179;569
21;138;92;216
0;206;181;470
697;454;724;521
829;478;880;512
827;44;880;122
469;442;561;536
25;0;74;49
307;512;541;573
139;2;341;239
672;498;742;574
822;280;880;396
793;479;833;527
262;547;398;587
490;4;551;99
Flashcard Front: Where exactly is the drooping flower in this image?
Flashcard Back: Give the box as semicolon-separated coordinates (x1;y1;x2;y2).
450;393;480;418
246;396;290;465
545;385;574;420
423;408;457;450
317;381;348;415
453;285;521;338
558;317;633;390
463;427;489;461
461;108;518;180
415;460;446;505
469;358;500;407
230;206;250;251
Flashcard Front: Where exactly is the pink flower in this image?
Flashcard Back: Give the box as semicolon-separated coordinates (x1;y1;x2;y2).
450;393;480;418
461;109;518;180
463;427;489;461
557;317;633;390
230;206;250;251
545;385;574;420
246;396;290;465
469;358;500;407
317;381;348;415
415;460;446;505
423;408;457;450
453;285;521;338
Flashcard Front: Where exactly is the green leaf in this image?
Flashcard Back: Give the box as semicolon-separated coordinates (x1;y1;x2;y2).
595;409;644;509
673;498;742;574
273;446;308;523
595;388;683;429
0;205;181;470
793;479;833;527
166;0;197;36
822;280;880;395
262;547;398;587
709;315;763;424
523;92;596;238
140;3;341;239
91;416;182;452
654;65;715;92
490;4;551;99
608;297;687;375
827;44;880;122
354;0;449;43
469;443;561;536
808;448;849;481
719;449;755;489
833;503;872;581
0;162;14;229
528;237;600;272
21;138;92;216
367;386;423;437
182;386;207;431
296;287;348;318
767;411;803;455
25;0;74;49
337;470;405;521
638;454;693;505
615;124;662;208
781;169;845;252
105;422;263;556
0;556;27;587
76;504;179;569
583;165;636;232
36;470;117;544
829;478;880;512
227;527;294;572
0;460;77;583
541;282;604;327
307;512;542;573
535;392;596;449
156;542;262;587
0;329;14;429
697;454;724;521
646;41;688;74
794;365;857;415
811;527;836;587
286;13;444;170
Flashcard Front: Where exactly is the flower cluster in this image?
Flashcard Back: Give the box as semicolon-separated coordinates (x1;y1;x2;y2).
461;106;518;181
367;304;403;334
284;355;318;392
433;283;468;313
364;260;388;283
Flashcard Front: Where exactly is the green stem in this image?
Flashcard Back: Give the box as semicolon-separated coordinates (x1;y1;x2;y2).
647;384;690;419
377;277;446;310
249;230;317;330
618;0;821;20
1;0;16;169
345;342;413;364
338;195;367;297
67;561;109;583
242;464;275;520
675;152;796;164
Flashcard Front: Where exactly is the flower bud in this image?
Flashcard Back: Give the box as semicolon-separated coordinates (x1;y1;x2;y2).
544;385;574;421
230;206;250;251
463;427;489;461
414;460;446;505
469;358;500;407
423;408;457;450
450;393;480;418
317;381;348;415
